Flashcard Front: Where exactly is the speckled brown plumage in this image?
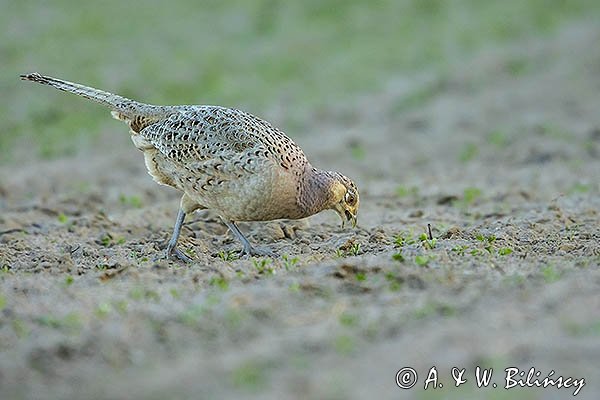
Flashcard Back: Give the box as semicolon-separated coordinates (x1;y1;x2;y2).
20;72;360;260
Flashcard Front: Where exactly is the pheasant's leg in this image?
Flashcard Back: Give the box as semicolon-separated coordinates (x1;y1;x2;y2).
164;208;193;262
222;219;276;257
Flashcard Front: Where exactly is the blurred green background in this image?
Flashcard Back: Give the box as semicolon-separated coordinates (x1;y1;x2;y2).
2;0;599;160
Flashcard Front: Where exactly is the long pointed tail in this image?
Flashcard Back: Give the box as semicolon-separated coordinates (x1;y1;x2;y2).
20;72;166;119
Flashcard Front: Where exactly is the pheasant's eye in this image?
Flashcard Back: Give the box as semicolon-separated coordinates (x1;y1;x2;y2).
344;191;356;205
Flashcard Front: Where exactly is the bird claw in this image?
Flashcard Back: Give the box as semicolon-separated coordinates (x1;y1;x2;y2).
168;247;194;262
153;242;194;263
239;245;277;258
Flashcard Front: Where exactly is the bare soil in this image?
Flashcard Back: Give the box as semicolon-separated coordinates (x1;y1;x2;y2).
1;22;599;400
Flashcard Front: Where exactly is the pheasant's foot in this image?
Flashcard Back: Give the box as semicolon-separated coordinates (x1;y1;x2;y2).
167;246;194;262
152;241;193;263
239;244;277;258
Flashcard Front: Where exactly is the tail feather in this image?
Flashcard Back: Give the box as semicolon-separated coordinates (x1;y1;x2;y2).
20;73;166;119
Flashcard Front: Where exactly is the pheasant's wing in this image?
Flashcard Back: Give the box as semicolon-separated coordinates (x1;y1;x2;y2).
140;106;308;172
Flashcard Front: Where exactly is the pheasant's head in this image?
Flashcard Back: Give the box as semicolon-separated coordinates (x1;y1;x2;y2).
328;172;360;228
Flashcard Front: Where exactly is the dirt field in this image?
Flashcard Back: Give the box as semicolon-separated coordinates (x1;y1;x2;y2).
1;20;599;400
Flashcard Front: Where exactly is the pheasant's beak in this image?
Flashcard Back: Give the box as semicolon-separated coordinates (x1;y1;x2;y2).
337;209;357;229
334;204;357;229
345;210;357;228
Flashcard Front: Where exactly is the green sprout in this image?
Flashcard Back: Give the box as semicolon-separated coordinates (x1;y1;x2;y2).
208;276;229;290
419;232;437;249
392;252;405;262
119;194;143;208
282;254;299;270
396;185;419;198
463;187;482;205
349;243;361;256
415;255;431;266
451;245;468;256
218;250;238;261
253;258;274;274
459;143;479;163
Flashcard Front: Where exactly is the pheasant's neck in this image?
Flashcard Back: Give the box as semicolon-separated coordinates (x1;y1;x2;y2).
297;166;335;217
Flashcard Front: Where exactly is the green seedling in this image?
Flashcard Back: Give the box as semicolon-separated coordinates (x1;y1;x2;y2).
349;142;366;160
488;130;509;147
451;245;468;256
231;361;268;392
129;287;144;300
98;233;125;247
385;273;402;291
474;233;495;253
339;313;358;327
36;312;82;333
392;252;405;262
253;258;274;274
414;302;456;319
282;254;299;270
218;250;238;261
393;234;406;248
100;234;111;247
415;255;432;266
394;232;416;248
459;143;478;163
224;308;244;331
185;248;197;259
542;265;561;283
498;247;513;256
12;319;29;338
333;334;356;355
209;276;229;290
476;234;496;244
144;289;161;302
536;123;572;140
95;302;112;318
336;243;361;257
419;232;437;249
569;183;591;194
179;304;206;326
348;243;361;256
475;234;496;243
57;213;69;224
505;57;530;76
470;248;482;256
288;282;300;292
119;194;143;208
396;185;419;198
391;79;443;114
463;187;482;205
563;320;600;337
129;287;160;302
114;300;128;315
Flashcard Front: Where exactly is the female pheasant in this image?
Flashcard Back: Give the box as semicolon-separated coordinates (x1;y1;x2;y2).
21;73;359;261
